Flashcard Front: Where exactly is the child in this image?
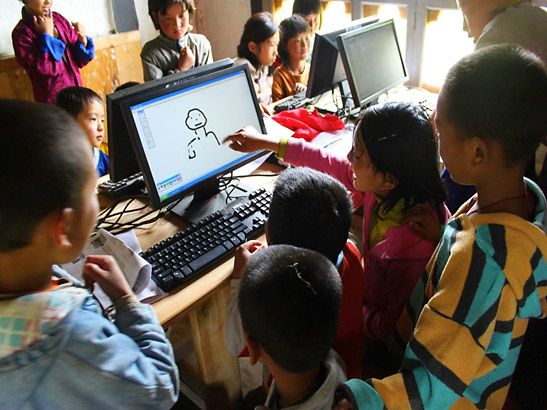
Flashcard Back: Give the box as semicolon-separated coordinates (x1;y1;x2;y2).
225;101;449;345
272;15;311;102
234;12;279;105
292;0;323;62
11;0;95;104
141;0;213;82
225;167;365;379
0;99;178;408
333;45;547;409
56;86;109;177
238;244;346;409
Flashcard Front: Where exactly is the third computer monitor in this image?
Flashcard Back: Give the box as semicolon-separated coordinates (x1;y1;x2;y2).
337;19;408;108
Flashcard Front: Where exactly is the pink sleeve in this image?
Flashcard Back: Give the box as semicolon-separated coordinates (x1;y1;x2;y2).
284;138;362;199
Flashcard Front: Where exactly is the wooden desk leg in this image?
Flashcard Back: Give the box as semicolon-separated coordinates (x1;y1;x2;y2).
189;286;242;410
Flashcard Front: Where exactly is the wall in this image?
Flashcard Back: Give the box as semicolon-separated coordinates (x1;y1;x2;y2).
0;0;116;57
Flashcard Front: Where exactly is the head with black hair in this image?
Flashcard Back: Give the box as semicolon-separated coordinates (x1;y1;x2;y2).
292;0;323;36
148;0;195;40
237;12;279;69
115;81;141;92
278;14;311;66
437;44;547;182
239;244;341;373
0;99;94;252
348;101;446;218
56;86;105;150
267;167;352;264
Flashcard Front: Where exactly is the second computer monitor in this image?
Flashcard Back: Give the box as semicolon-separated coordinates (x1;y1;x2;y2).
337;19;408;108
306;16;378;99
121;64;267;210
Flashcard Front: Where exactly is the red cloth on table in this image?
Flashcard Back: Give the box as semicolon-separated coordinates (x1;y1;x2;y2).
272;108;345;142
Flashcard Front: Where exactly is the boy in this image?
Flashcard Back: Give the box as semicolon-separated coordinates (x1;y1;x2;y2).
334;45;547;409
239;244;345;409
225;167;365;379
141;0;213;81
272;15;311;101
56;86;109;177
0;100;178;409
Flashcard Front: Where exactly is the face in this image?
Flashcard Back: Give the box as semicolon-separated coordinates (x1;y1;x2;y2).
158;2;190;40
434;92;472;184
302;13;320;36
287;32;311;63
254;31;280;67
457;0;496;40
347;127;388;196
67;160;99;261
24;0;52;16
76;99;105;149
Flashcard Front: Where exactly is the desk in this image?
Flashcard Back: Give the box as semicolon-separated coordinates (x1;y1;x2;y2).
99;165;279;410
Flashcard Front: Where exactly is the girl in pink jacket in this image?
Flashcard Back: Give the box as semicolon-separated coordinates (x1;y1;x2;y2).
225;102;449;343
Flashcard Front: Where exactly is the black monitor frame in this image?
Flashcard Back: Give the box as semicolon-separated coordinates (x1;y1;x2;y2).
337;19;408;109
119;64;267;211
305;16;379;99
107;58;233;182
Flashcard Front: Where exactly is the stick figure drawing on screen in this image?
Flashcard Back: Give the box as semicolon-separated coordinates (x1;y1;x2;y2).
185;108;220;159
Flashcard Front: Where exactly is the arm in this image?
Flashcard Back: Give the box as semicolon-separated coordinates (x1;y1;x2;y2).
141;49;164;81
272;71;285;102
69;21;94;66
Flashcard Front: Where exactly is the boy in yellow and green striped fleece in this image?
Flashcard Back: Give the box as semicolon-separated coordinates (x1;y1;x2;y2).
334;44;547;409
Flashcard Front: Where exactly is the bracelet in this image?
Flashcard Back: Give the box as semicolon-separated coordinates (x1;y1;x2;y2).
113;293;139;311
276;137;289;160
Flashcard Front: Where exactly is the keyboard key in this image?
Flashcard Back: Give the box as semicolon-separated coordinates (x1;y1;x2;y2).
189;244;228;272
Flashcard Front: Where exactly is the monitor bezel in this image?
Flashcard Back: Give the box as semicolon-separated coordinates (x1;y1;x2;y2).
337;19;408;108
306;16;379;99
120;64;267;209
107;58;234;182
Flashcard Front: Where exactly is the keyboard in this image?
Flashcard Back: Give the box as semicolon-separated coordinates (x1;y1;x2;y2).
141;188;272;291
98;172;145;197
273;93;313;113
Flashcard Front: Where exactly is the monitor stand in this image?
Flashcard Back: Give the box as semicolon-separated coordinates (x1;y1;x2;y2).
169;179;252;225
314;81;354;115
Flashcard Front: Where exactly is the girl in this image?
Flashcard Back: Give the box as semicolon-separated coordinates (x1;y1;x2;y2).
234;12;279;106
225;102;449;343
272;15;311;101
141;0;213;82
11;0;94;104
292;0;323;62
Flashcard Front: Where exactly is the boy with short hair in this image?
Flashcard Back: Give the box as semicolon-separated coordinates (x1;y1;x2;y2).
226;167;365;379
56;86;109;177
141;0;213;81
0;99;178;409
334;44;547;410
239;244;345;409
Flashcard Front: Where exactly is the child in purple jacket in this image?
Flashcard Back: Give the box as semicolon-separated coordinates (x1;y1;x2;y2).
12;0;94;104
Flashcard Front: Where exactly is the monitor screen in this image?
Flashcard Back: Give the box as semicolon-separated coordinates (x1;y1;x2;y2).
306;16;378;99
106;58;233;182
121;64;267;209
337;19;408;108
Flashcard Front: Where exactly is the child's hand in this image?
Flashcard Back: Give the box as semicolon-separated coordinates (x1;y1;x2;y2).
83;255;134;302
294;82;307;94
178;46;195;71
404;204;442;242
33;14;54;37
232;240;266;279
224;126;280;154
72;22;87;47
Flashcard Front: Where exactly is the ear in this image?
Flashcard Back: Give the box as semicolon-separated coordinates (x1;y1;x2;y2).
248;41;258;55
245;334;263;366
53;208;75;250
470;136;489;166
382;173;398;191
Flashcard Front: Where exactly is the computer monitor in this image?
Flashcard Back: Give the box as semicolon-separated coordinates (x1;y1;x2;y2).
120;64;267;220
337;19;408;108
107;58;233;182
306;16;379;99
